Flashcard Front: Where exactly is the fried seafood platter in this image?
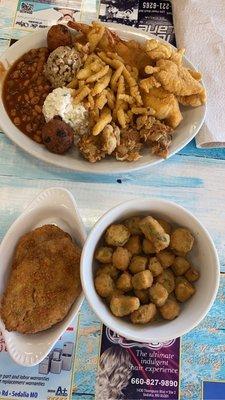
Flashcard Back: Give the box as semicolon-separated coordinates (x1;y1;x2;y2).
0;22;206;172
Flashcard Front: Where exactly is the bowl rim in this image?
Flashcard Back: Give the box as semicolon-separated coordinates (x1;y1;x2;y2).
0;24;206;175
81;197;220;342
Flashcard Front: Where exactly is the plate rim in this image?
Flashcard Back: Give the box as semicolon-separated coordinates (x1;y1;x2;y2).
0;24;206;175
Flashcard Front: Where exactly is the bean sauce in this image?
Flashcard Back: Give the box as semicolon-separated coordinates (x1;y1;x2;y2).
3;47;52;143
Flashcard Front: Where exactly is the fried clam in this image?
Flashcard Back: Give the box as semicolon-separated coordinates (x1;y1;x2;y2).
1;235;81;334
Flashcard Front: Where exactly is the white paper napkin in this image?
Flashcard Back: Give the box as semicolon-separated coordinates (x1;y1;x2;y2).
172;0;225;148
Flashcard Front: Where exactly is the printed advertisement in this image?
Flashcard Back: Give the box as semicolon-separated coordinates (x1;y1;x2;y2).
14;0;81;31
99;0;176;45
0;318;78;400
96;326;180;400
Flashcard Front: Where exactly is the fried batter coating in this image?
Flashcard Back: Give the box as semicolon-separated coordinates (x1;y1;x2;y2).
148;257;163;277
178;89;206;107
116;272;133;292
1;236;81;333
142;239;156;254
105;224;130;246
13;224;72;268
95;264;119;280
155;218;172;235
95;246;113;264
139;216;170;252
129;255;148;274
171;257;190;276
47;24;72;52
77;134;106;163
113;127;142;162
101;123;120;155
145;39;173;61
112;247;131;270
130;303;157;324
95;273;115;298
156;269;175;294
134;289;149;304
125;235;142;255
155;59;204;96
184;267;200;282
159;298;180;320
149;283;168;307
156;250;175;268
124;216;142;235
175;277;195;302
170;228;194;256
110;295;140;317
142;87;183;129
132;270;153;290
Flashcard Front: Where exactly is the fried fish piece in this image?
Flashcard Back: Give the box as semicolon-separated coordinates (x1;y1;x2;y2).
13;224;71;268
155;59;204;96
142;87;183;129
1;236;81;333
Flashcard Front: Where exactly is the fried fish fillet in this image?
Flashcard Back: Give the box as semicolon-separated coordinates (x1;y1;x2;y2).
13;224;71;268
1;234;81;334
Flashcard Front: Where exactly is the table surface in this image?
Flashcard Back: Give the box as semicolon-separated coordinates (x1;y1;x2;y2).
0;4;225;399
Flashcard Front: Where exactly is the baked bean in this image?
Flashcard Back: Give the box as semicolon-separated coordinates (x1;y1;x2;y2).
3;47;51;142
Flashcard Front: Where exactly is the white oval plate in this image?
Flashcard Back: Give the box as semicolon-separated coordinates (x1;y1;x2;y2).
0;24;206;174
0;187;86;366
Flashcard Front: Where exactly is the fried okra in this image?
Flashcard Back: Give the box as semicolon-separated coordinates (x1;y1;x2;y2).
139;216;170;252
148;257;163;277
95;264;119;280
125;235;142;255
130;304;157;324
110;295;140;317
134;289;149;304
95;246;113;264
95;273;115;298
156;269;175;294
105;224;130;246
172;257;190;276
129;255;148;274
124;217;142;235
156;218;172;235
132;270;153;290
149;283;168;307
157;250;175;268
170;228;194;255
175;277;195;302
112;247;131;270
106;289;123;305
116;272;133;292
142;239;156;254
94;213;198;326
159;298;180;320
184;267;200;282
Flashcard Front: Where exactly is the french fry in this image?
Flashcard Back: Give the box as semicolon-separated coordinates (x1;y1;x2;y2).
87;93;95;109
110;65;124;91
139;76;161;93
117;108;126;128
98;52;123;69
86;65;109;83
117;75;125;95
73;86;91;104
87;22;105;52
118;94;134;104
131;107;148;114
92;106;112;136
92;69;112;96
67;78;78;89
106;89;115;110
95;90;108;109
145;66;159;74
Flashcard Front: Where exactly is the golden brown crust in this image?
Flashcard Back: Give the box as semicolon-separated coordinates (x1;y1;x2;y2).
1;227;81;334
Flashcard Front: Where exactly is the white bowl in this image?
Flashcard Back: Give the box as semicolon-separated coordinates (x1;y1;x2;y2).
81;198;219;342
0;24;206;174
0;187;86;366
